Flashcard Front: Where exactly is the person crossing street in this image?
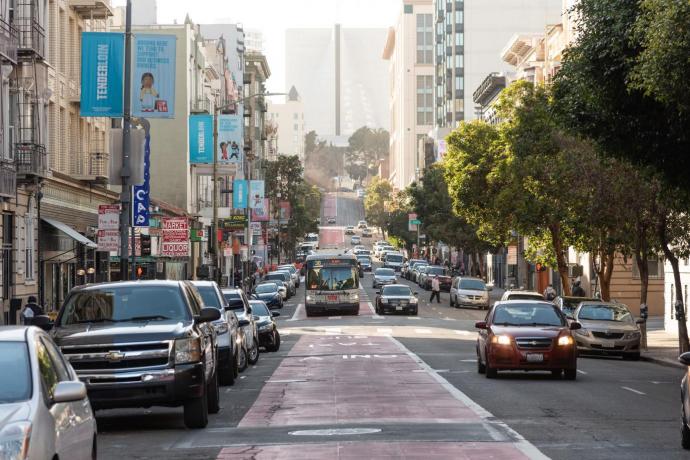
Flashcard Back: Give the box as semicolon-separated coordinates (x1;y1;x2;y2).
430;275;441;303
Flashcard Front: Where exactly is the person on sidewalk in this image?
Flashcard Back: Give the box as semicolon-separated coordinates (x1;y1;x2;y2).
21;296;44;325
572;279;586;297
430;275;441;304
543;284;557;301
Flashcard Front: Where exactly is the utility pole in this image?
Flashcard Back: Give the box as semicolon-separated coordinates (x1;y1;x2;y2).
119;0;133;281
212;106;219;283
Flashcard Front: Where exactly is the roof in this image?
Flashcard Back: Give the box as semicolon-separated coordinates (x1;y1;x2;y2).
42;218;97;249
495;300;555;306
306;253;357;261
189;280;220;287
0;326;29;341
72;280;185;292
288;85;300;101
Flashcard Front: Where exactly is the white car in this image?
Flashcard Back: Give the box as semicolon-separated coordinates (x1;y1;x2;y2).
500;290;545;301
358;220;367;229
0;326;98;460
351;235;361;245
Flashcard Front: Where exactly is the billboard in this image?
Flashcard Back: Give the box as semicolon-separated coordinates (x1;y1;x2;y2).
189;115;214;163
132;34;176;118
249;180;265;210
252;199;270;222
81;32;124;117
233;179;248;209
218;114;243;164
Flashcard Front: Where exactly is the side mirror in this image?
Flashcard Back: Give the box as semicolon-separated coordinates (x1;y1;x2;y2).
253;315;260;321
414;292;418;296
475;321;487;330
251;294;258;300
53;381;87;403
680;352;690;366
196;307;221;324
246;306;253;314
238;319;250;327
272;311;280;317
569;321;582;331
487;286;493;292
635;318;645;325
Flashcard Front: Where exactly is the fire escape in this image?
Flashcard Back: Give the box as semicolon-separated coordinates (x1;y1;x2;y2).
0;9;19;198
14;0;47;183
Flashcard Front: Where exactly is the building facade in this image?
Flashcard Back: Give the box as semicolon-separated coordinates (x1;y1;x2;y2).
266;85;305;162
383;0;434;191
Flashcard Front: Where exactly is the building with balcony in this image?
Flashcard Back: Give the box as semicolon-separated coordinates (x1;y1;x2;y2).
382;0;434;191
267;85;305;163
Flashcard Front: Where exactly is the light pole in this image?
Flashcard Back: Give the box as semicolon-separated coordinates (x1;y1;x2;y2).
211;92;286;284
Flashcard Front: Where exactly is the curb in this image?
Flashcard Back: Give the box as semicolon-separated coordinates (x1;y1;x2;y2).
640;353;685;370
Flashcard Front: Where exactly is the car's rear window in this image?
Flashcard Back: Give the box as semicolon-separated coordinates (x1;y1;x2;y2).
507;293;544;301
249;301;271;316
0;342;31;403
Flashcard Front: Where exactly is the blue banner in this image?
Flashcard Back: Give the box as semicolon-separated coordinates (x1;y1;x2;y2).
133;133;151;227
233;180;248;209
249;180;265;210
80;32;124;117
132;34;176;118
218;114;243;164
189;115;214;163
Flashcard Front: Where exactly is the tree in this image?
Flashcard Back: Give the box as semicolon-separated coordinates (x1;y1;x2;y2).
346;127;389;181
364;177;393;236
304;130;318;156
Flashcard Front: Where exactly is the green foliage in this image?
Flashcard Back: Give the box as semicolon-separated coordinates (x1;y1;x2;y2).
346;127;389;180
364;176;393;234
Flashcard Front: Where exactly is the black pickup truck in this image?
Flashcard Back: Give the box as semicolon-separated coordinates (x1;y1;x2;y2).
50;280;221;429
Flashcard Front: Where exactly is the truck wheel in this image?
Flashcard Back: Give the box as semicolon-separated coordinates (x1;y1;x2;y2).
238;344;248;372
564;368;577;380
682;409;690;449
207;370;220;414
248;338;260;365
219;352;236;386
184;389;209;428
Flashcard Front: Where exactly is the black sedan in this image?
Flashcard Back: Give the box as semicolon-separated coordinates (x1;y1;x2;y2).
375;284;419;315
249;300;281;352
252;282;284;309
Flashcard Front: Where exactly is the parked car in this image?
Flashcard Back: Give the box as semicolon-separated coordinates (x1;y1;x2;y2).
345;226;355;235
358;220;368;229
553;295;599;319
450;277;490;310
192;280;241;385
419;266;452;291
249;300;281;352
410;262;429;283
500;290;545;301
572;301;643;360
0;326;98;459
372;268;397;289
415;265;431;285
357;189;365;198
475;300;581;379
351;235;361;245
679;352;690;449
222;289;260;367
375;284;419;315
277;264;300;288
354;248;371;257
252;282;284;309
264;271;296;297
52;280;222;428
402;259;426;280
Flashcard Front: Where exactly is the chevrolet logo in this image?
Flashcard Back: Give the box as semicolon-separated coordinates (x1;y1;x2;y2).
105;351;125;362
530;341;538;346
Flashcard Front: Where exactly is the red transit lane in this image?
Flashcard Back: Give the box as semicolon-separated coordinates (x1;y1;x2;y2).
319;227;344;247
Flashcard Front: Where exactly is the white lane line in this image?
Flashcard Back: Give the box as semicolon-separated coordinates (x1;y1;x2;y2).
388;336;549;460
414;328;432;334
328;316;342;320
407;316;421;320
455;330;471;335
366;300;383;319
577;370;587;375
621;386;646;395
288;303;305;322
377;328;393;335
460;359;476;362
323;327;341;334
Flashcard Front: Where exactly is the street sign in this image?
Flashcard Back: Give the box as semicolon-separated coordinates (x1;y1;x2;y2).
97;230;119;252
190;229;207;242
219;215;248;230
410;219;421;225
98;205;120;231
161;217;189;257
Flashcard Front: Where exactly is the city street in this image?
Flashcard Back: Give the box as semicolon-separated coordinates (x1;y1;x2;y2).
96;221;688;460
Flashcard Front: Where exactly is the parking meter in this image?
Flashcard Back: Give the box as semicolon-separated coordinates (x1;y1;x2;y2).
640;303;649;351
640;304;648;320
676;300;686;321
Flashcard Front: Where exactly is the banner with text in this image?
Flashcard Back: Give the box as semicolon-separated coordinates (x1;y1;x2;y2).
218;114;243;164
132;34;176;118
249;180;265;210
133;133;151;226
251;199;270;222
189;114;214;163
80;32;124;117
161;217;189;257
233;179;248;209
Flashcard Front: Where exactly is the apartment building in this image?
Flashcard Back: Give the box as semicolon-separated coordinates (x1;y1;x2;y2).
382;0;434;191
266;86;305;162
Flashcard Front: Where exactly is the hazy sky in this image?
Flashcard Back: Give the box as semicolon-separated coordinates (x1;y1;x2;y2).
113;0;400;92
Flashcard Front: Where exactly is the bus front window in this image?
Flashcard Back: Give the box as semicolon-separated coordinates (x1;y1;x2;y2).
307;266;357;290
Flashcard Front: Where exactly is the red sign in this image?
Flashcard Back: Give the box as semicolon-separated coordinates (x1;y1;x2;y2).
161;217;189;257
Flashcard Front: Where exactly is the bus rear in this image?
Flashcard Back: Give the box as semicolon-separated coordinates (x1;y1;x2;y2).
305;255;360;316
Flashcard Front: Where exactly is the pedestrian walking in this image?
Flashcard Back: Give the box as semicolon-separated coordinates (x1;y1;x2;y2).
430;275;441;303
543;284;557;301
21;296;44;325
572;280;586;297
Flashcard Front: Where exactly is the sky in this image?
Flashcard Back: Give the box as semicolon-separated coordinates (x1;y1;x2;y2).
112;0;400;92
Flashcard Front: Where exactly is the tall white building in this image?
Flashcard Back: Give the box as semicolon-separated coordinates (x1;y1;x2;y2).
267;86;305;162
285;26;389;137
132;0;157;25
383;0;434;191
245;29;264;52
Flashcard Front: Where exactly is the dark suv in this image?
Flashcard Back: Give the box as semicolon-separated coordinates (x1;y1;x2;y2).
51;281;221;429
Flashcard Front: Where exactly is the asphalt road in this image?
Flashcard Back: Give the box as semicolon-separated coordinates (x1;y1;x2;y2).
95;203;689;459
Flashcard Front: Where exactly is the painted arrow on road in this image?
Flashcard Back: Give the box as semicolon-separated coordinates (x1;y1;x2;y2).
300;357;324;362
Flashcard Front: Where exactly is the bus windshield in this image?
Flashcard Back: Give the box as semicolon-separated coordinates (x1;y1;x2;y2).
307;266;358;291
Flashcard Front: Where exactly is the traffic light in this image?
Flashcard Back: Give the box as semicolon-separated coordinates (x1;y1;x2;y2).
535;263;546;272
141;234;151;256
136;266;144;278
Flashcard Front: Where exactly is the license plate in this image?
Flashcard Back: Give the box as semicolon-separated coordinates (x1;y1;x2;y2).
327;295;338;302
601;342;615;348
396;306;403;311
526;353;544;363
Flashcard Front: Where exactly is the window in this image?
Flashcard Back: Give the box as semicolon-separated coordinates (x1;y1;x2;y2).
632;256;664;279
456;54;463;68
455;76;464;90
416;14;433;64
2;213;13;300
456;32;464;47
404;4;413;14
455;10;463;24
24;206;34;281
416;75;433;125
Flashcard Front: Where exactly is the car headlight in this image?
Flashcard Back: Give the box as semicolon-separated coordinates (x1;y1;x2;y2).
0;421;31;460
306;295;314;303
409;297;418;304
175;337;201;364
349;292;359;302
258;323;273;332
573;328;590;337
458;295;469;300
213;321;229;335
491;335;511;346
558;335;574;346
623;331;641;340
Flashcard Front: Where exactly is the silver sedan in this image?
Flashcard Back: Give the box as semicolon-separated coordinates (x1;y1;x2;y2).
572;301;643;360
372;268;397;288
0;326;97;460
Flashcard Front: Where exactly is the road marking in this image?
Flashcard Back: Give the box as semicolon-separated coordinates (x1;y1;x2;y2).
455;330;471;335
460;359;476;362
299;357;323;362
289;428;382;436
621;386;646;395
367;300;383;319
268;379;307;383
328;316;342;320
323;327;341;334
288;303;305;322
407;316;421;320
577;370;587;375
388;336;549;460
337;342;357;346
414;328;432;334
377;327;393;334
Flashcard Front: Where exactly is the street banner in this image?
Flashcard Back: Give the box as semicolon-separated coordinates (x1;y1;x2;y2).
279;201;291;222
189;115;214;164
80;32;124;117
218;114;243;164
161;217;189;257
132;34;176;118
249;180;265;210
133;132;151;226
251;199;270;221
233;179;248;209
98;205;120;231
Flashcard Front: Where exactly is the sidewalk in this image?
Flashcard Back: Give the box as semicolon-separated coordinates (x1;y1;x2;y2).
641;316;684;369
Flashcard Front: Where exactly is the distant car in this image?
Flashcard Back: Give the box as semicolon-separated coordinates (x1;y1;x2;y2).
222;288;260;368
259;280;287;299
375;284;419;315
362;228;372;238
354;248;371;257
345;226;355;235
252;282;284;309
500;290;545;301
351;235;361;245
419;266;452;291
357;189;365;198
679;352;690;448
327;216;336;224
357;255;373;272
573;301;643;360
358;220;367;229
249;300;281;352
383;252;405;271
0;326;98;460
475;300;580;379
553;296;599;319
277;264;300;288
373;268;397;288
450;277;490;310
264;271;296;297
402;259;426;279
409;262;429;282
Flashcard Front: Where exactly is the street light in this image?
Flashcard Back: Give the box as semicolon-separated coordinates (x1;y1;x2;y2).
211;92;286;283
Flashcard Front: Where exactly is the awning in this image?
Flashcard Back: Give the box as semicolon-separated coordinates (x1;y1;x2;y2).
41;218;98;249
